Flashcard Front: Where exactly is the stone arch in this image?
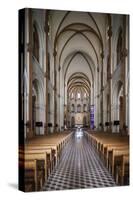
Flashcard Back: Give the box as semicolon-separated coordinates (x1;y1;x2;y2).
33;20;45;68
33;24;39;62
116;28;123;65
113;26;123;71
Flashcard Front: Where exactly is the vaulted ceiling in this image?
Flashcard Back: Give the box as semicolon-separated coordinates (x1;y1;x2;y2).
50;11;106;99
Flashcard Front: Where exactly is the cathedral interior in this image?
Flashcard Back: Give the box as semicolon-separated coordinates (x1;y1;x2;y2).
19;8;129;192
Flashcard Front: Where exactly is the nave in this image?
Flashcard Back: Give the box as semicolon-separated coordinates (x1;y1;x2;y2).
19;9;129;192
43;129;116;191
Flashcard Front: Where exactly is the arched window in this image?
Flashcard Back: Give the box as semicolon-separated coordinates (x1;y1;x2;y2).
77;104;81;112
77;92;80;99
71;93;74;99
117;29;122;65
33;25;39;62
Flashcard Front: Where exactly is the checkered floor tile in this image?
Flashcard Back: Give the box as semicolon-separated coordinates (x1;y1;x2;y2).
42;130;116;191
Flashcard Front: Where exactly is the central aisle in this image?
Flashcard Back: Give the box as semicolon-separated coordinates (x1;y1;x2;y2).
43;130;116;191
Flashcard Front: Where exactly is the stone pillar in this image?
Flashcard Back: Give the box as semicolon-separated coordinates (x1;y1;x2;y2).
100;51;104;131
53;50;57;132
44;11;49;135
107;14;112;132
64;85;65;128
27;9;33;138
58;66;61;131
64;104;67;129
96;67;100;129
119;96;124;131
121;16;128;134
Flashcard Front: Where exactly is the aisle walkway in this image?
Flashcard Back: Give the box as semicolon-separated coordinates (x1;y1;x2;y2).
43;130;116;191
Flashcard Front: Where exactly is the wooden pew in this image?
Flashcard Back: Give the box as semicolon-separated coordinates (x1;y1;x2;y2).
115;154;129;185
108;148;129;176
24;145;54;174
85;131;129;186
19;153;44;192
19;131;73;191
100;137;128;153
103;144;128;167
24;149;48;182
20;147;54;191
20;145;56;191
26;143;59;166
26;132;72;156
87;133;128;154
25;131;73;165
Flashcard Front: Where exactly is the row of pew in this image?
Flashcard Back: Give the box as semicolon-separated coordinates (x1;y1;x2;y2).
19;131;73;192
85;131;129;186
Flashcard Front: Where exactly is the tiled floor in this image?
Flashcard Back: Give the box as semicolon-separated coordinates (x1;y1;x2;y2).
43;130;116;191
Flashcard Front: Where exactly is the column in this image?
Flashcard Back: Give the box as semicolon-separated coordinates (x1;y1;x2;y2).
100;51;104;131
53;50;57;132
121;16;128;134
27;9;33;138
107;14;112;132
44;11;49;134
58;66;61;131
